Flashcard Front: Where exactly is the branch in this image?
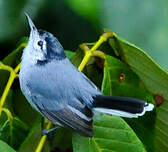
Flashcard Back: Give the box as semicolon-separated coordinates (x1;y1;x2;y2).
78;31;113;71
0;43;26;117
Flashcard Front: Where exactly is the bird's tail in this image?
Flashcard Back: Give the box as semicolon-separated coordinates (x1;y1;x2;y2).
92;95;154;118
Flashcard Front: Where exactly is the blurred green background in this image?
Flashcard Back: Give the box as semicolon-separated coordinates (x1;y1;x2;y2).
0;0;168;71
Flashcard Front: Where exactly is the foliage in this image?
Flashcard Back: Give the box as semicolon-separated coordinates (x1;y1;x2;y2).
0;30;168;152
1;1;168;70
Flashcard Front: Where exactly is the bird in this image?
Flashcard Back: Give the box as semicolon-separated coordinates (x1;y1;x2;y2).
19;13;154;137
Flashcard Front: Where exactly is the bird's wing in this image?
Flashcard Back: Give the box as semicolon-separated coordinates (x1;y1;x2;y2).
25;59;101;136
31;93;93;137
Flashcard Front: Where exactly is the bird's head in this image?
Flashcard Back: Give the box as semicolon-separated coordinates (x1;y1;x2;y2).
24;13;66;65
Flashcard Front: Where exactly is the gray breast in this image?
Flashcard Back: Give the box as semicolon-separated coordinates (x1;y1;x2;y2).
19;58;101;111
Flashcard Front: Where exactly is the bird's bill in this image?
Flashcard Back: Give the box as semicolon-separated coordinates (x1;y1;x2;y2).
25;13;38;34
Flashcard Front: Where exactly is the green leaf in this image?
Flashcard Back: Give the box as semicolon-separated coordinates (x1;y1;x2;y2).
71;48;84;67
102;55;155;151
0;117;29;150
71;46;146;152
102;55;154;100
0;140;16;152
49;128;72;151
85;62;103;89
65;50;75;59
73;113;146;152
101;1;168;70
107;36;168;151
126;100;168;152
18;116;42;152
125;112;156;152
154;101;168;152
109;35;168;100
70;47;104;88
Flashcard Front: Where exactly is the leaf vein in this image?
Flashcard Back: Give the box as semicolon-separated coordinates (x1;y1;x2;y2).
95;124;130;131
94;137;141;146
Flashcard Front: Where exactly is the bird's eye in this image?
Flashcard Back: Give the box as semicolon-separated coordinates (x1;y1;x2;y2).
37;40;43;47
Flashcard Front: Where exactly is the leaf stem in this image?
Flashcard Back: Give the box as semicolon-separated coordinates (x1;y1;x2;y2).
92;50;106;59
2;107;13;120
0;63;22;116
90;36;107;52
0;62;14;73
78;32;113;71
0;72;16;116
35;121;52;152
79;43;90;53
14;63;21;73
78;52;92;71
0;43;26;117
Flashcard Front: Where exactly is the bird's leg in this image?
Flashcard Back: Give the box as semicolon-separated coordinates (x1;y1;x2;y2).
42;126;60;136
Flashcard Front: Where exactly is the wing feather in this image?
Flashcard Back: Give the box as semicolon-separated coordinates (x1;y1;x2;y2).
32;94;93;137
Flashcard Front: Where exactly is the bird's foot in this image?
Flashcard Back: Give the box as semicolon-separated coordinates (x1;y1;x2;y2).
42;126;60;136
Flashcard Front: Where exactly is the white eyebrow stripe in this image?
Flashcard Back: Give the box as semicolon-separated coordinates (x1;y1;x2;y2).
67;105;92;121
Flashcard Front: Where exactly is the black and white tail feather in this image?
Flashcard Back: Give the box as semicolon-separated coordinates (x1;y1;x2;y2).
92;95;154;118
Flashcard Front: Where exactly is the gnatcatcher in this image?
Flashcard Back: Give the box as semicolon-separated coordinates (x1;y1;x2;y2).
19;13;154;137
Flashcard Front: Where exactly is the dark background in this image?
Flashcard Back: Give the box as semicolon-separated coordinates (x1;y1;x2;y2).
1;0;168;71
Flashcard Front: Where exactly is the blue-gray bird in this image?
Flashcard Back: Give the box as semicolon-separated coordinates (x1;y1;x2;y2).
19;14;154;137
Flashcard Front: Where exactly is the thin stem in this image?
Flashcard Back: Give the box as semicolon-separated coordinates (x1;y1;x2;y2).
2;108;13;120
0;42;26;117
16;43;27;54
79;43;90;53
78;52;92;71
0;72;16;116
92;50;106;60
35;121;52;152
90;36;107;52
0;62;14;73
14;63;21;73
78;32;113;71
15;74;19;79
